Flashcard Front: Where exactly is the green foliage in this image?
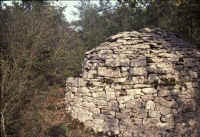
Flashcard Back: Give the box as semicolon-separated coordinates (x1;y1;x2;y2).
73;0;126;50
116;0;200;46
73;0;199;50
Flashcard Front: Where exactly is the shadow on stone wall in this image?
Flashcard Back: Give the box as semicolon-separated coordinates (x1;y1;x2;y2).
151;29;200;137
155;30;200;137
172;50;200;137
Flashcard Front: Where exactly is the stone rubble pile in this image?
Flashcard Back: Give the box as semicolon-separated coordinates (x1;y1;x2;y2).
65;28;200;137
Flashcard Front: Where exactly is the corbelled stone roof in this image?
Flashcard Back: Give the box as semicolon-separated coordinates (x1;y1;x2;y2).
65;28;200;137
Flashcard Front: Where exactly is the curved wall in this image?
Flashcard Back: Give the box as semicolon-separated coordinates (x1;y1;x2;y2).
65;28;200;137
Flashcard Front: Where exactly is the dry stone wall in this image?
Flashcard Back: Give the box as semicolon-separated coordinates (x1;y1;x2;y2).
65;28;200;137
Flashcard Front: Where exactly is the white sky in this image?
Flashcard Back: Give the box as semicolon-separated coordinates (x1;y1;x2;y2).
52;1;80;22
53;0;112;22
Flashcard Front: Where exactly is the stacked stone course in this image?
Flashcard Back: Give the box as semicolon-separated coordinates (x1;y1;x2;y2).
65;28;200;137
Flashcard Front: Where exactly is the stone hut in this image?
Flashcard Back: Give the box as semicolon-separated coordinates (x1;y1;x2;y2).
65;28;200;137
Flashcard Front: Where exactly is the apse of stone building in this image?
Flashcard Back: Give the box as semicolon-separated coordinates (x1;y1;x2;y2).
65;28;200;137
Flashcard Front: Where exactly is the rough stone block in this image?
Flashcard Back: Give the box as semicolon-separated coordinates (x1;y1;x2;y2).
130;67;147;76
130;57;147;67
98;67;121;78
142;88;157;94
